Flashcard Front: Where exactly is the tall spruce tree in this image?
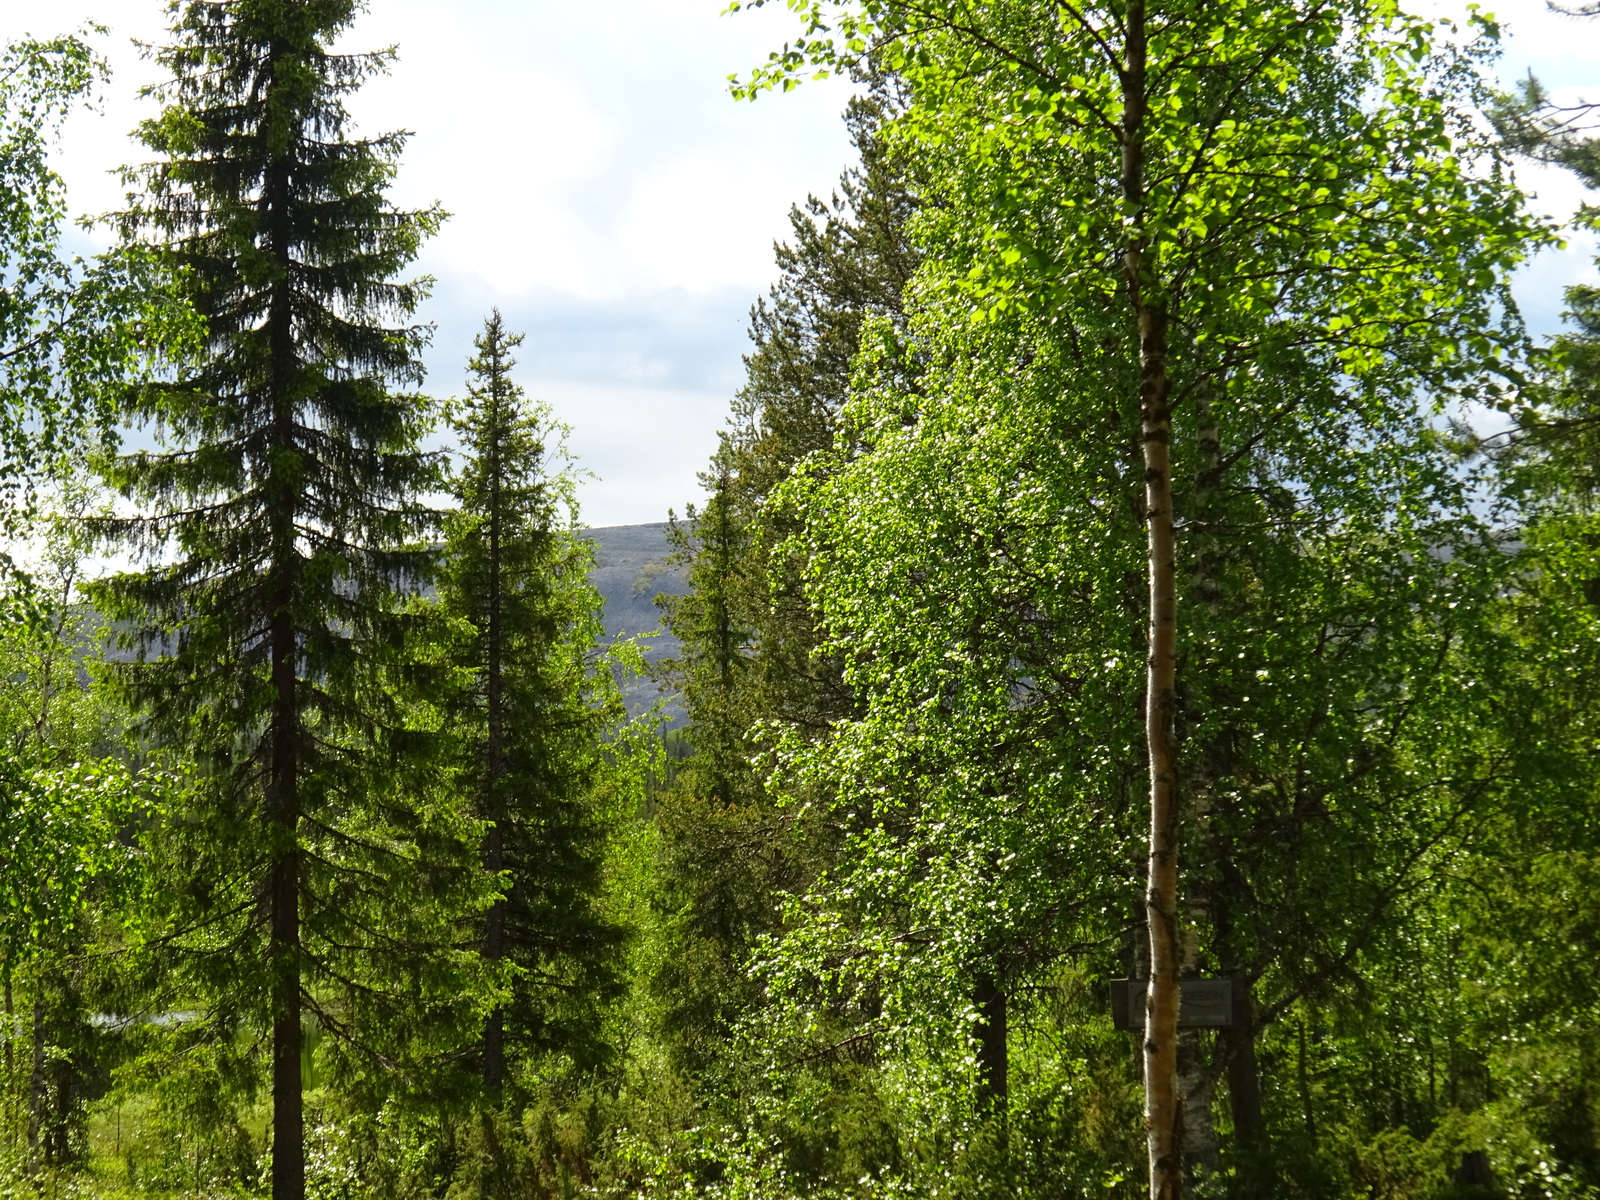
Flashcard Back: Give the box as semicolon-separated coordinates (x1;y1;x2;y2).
652;92;917;1078
437;311;621;1105
1492;65;1600;490
87;4;466;1199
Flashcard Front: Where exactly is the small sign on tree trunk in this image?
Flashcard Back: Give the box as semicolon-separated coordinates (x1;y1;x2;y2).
1111;978;1244;1030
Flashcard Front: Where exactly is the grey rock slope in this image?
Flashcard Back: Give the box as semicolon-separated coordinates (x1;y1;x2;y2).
583;522;686;720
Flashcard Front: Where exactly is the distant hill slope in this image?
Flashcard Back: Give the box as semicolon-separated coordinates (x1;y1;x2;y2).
583;522;685;720
97;523;684;720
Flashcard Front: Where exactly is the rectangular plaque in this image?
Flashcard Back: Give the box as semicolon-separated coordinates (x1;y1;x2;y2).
1112;977;1236;1030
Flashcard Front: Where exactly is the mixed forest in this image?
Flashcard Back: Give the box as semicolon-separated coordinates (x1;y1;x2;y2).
2;1;1600;1198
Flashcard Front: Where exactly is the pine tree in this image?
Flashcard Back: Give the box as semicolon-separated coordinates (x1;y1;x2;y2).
87;5;465;1198
1493;74;1600;491
438;311;622;1104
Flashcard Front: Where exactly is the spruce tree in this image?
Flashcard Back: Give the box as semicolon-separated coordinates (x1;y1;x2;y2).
88;5;464;1198
438;311;621;1104
652;90;917;1076
1493;74;1600;489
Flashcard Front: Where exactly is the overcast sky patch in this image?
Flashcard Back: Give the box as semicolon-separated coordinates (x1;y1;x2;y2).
4;0;1598;526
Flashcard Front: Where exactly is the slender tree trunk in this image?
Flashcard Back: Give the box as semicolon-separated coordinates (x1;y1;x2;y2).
483;357;508;1098
266;144;304;1200
1215;858;1266;1160
975;970;1007;1114
34;571;74;744
1178;386;1222;1184
270;603;303;1200
1223;991;1264;1151
1140;333;1183;1196
1120;3;1183;1192
712;467;737;809
26;985;44;1171
482;828;506;1098
1177;961;1218;1180
5;969;14;1151
1297;1017;1317;1144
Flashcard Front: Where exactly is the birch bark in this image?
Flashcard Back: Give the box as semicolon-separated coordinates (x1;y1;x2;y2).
1120;5;1183;1189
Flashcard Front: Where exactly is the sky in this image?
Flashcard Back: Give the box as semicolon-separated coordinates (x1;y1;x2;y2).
4;0;1599;526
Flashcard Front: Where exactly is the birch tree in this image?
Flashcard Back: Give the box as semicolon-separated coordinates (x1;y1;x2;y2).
731;0;1542;1193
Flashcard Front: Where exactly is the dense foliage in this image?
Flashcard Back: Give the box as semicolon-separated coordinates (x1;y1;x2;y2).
434;310;624;1103
0;29;195;617
1;2;1599;1199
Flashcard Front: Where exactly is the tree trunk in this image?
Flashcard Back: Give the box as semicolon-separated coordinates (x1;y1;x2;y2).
1138;313;1182;1196
1223;997;1264;1151
5;969;14;1151
1214;871;1265;1159
270;604;303;1200
483;362;507;1099
1177;940;1218;1180
267;140;303;1200
975;970;1007;1114
1177;1034;1218;1180
1178;386;1223;1185
1297;1017;1317;1144
26;985;44;1171
711;467;738;809
482;805;506;1097
1121;2;1183;1184
1137;311;1182;1196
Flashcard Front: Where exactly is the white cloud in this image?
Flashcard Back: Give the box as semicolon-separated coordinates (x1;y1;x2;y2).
522;377;727;530
348;0;855;302
5;1;1599;523
1484;0;1600;89
3;1;854;523
617;152;820;293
